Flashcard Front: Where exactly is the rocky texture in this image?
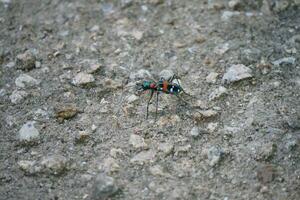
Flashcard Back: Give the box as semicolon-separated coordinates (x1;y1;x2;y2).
1;1;300;200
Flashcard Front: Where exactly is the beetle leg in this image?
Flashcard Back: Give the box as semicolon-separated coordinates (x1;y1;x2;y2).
155;92;159;121
168;74;175;82
176;94;189;105
146;90;154;119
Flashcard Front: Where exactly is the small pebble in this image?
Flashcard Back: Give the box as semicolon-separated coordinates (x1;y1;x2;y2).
18;160;37;174
159;69;174;80
130;150;156;165
221;11;240;21
222;64;252;84
129;134;148;150
214;43;230;55
208;0;225;10
175;144;191;156
131;30;143;40
130;69;153;80
257;164;276;184
75;131;90;143
207;122;218;133
190;126;200;138
100;157;120;173
149;165;169;177
228;0;241;10
206;72;219;83
5;61;15;68
205;146;224;167
91;173;119;200
127;94;139;104
258;142;277;161
15;74;39;88
16;51;36;71
157;142;174;156
55;107;79;122
88;64;101;74
209;86;227;101
40;155;67;175
272;57;296;66
72;72;95;87
18;121;40;144
199;110;218;118
9;90;28;104
110;148;124;158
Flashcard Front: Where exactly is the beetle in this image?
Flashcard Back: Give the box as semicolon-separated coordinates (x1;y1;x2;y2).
136;74;192;120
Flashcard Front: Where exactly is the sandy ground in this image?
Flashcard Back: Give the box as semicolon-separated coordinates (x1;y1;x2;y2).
0;0;300;199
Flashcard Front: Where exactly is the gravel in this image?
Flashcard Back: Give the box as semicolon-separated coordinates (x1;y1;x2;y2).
1;1;300;200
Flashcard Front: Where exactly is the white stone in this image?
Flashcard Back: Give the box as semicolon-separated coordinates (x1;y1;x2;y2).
272;57;296;66
190;126;200;138
209;86;227;101
88;64;101;74
92;173;119;200
208;0;224;10
15;74;39;88
129;69;153;80
5;61;15;68
222;64;252;84
214;43;230;55
40;155;67;175
0;88;6;97
18;121;40;143
175;144;192;156
199;110;218;118
131;30;143;40
72;72;95;86
18;160;36;173
129;134;148;149
91;124;97;132
206;72;219;83
159;69;174;80
221;11;240;21
127;94;139;104
206;146;224;166
110;148;124;158
130;150;156;165
158;142;174;156
10;90;28;104
207;122;218;133
100;157;120;173
149;165;170;177
90;25;100;32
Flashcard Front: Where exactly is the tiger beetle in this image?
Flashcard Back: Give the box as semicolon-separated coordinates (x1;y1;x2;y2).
136;74;192;120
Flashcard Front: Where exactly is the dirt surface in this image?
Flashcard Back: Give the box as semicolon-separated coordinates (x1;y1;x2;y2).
1;0;300;200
